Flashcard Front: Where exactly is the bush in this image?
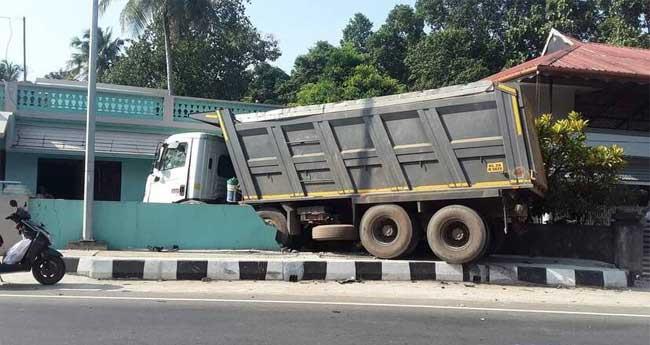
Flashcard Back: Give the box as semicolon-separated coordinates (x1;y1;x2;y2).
532;111;627;224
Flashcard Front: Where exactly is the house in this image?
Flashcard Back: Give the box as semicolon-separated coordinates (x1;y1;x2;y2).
0;79;279;201
487;29;650;196
487;29;650;279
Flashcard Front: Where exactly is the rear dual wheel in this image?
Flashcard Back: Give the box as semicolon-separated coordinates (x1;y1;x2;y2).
360;204;414;259
426;205;488;264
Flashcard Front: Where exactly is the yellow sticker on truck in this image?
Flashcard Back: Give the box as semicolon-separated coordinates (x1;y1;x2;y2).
487;162;505;173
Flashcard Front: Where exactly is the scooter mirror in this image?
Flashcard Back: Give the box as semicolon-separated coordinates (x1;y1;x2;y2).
9;200;17;207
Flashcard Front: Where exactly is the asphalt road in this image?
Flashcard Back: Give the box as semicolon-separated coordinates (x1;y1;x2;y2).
0;295;647;344
0;274;648;345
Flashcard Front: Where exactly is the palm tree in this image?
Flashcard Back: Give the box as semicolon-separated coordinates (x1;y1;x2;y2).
69;27;124;81
0;60;23;81
99;0;214;96
44;68;74;80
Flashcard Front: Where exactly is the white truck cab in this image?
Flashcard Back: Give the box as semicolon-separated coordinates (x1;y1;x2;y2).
143;132;234;203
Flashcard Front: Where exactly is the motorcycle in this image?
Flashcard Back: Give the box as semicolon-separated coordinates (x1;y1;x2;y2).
0;200;66;285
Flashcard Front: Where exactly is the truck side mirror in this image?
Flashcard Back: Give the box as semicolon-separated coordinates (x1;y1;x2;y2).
9;200;17;207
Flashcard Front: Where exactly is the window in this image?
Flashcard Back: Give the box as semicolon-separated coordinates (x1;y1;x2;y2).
217;155;235;178
161;143;187;170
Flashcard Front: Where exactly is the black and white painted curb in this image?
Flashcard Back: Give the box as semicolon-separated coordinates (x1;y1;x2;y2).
62;257;630;288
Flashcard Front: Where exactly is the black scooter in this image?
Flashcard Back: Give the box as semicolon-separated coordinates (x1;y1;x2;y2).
0;200;66;285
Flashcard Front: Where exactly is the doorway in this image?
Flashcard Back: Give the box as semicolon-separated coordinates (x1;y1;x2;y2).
36;158;122;201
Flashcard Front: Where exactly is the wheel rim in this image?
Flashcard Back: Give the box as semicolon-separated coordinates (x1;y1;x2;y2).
371;217;399;245
441;220;470;248
36;259;60;280
263;218;279;229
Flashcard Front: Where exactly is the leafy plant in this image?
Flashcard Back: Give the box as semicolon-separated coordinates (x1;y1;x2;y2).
532;111;627;223
100;0;217;95
0;60;23;81
289;43;405;105
69;27;124;81
103;3;279;101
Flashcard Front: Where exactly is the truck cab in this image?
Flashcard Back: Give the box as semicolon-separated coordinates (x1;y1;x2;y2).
143;132;234;204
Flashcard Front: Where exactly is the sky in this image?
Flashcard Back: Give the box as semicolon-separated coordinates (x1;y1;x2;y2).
0;0;416;81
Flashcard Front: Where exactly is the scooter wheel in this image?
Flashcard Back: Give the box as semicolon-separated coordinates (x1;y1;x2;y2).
32;256;66;285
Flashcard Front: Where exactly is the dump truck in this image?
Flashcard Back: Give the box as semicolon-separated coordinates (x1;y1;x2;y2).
144;81;546;263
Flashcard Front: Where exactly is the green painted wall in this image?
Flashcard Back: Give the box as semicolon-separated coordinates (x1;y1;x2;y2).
5;152;38;194
4;152;153;201
120;157;153;201
29;199;281;250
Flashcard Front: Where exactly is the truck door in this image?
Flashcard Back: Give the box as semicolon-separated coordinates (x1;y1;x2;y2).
147;140;191;203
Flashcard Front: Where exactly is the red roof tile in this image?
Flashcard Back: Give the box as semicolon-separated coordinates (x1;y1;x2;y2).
487;40;650;82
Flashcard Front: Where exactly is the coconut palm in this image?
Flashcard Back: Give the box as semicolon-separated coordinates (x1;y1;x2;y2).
69;27;124;81
0;60;23;81
44;68;74;80
99;0;214;95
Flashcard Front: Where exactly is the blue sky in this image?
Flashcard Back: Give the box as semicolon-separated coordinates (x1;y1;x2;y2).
0;0;416;81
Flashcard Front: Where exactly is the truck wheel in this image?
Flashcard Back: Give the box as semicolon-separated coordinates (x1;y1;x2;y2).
256;209;297;249
360;204;413;259
181;200;205;204
426;205;488;264
312;224;357;241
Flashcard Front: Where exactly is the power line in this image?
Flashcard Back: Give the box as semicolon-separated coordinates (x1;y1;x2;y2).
0;16;14;61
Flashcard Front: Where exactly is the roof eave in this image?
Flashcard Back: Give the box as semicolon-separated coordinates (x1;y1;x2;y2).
536;66;650;83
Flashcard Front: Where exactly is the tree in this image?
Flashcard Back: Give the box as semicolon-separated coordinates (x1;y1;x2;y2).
68;27;124;81
279;41;359;104
44;69;74;80
341;13;374;53
242;63;289;104
532;112;626;224
101;28;166;90
341;64;406;100
288;43;405;105
367;4;424;84
103;4;280;100
405;28;492;90
412;0;649;70
100;0;215;95
597;0;650;48
295;64;406;105
295;80;341;105
0;60;22;81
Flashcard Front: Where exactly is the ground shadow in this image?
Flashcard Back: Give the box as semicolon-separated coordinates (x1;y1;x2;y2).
0;282;122;291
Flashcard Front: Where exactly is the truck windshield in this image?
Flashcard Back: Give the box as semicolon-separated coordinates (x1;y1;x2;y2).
160;143;188;170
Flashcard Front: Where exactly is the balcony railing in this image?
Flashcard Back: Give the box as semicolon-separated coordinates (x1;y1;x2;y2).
16;85;164;120
172;97;278;121
2;80;280;123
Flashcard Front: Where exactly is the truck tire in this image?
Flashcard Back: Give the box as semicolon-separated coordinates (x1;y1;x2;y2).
312;224;357;241
256;209;293;248
180;200;205;204
360;204;414;259
426;205;488;264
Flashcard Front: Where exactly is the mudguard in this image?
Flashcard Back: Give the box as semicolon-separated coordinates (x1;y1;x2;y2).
43;247;63;258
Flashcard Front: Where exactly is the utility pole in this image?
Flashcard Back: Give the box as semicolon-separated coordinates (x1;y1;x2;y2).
22;16;26;81
82;0;99;243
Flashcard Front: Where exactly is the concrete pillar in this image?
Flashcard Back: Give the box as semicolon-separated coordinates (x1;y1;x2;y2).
612;211;644;279
163;94;174;124
4;82;18;112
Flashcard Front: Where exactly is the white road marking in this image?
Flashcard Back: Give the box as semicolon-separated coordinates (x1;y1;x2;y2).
0;293;648;319
57;288;104;292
